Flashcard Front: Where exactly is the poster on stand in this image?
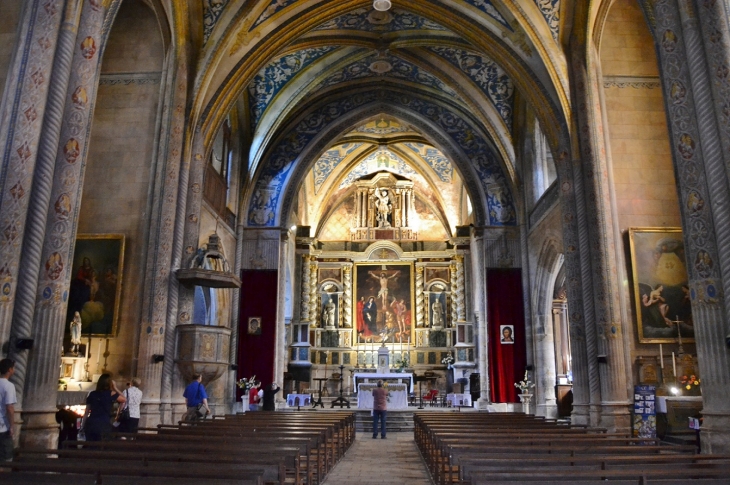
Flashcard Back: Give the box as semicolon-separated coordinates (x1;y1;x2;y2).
633;384;657;441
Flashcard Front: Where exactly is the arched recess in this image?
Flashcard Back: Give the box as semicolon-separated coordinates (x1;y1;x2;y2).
531;237;563;418
79;0;168;373
247;86;523;229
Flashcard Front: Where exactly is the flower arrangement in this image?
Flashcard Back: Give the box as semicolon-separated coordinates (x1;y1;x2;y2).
514;370;535;394
680;374;700;391
236;375;258;391
441;352;454;368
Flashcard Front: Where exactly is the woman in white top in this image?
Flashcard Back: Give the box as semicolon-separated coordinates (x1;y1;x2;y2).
119;377;143;433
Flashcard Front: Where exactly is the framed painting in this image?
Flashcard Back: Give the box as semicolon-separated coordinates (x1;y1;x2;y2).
354;263;413;344
500;325;515;344
65;234;124;338
248;317;262;335
628;228;693;343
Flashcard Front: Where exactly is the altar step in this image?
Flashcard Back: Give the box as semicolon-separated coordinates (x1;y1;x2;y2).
354;410;415;433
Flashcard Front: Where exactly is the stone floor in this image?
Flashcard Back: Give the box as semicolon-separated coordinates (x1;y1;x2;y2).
321;432;433;485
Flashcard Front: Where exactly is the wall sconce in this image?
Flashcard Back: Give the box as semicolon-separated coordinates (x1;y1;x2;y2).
152;354;165;363
597;355;608;364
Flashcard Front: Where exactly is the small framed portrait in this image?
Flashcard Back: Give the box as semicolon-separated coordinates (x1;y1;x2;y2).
248;317;262;335
63;362;74;378
500;325;514;344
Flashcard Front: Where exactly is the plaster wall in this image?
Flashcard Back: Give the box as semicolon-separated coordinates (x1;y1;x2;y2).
0;0;21;104
78;0;164;378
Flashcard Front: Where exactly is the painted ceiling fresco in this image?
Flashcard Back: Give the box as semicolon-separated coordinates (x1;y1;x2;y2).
314;7;449;32
338;148;417;190
313;143;363;194
352;118;415;136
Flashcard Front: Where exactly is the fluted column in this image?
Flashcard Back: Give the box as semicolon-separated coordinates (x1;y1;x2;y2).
0;0;65;352
10;0;109;450
638;0;730;453
343;264;352;328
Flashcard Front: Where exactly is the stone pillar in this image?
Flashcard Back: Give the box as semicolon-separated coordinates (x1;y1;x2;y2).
309;258;318;328
0;0;66;352
9;0;109;449
415;265;424;328
639;0;730;453
570;38;632;431
300;254;312;323
136;43;191;427
342;264;352;328
470;228;489;405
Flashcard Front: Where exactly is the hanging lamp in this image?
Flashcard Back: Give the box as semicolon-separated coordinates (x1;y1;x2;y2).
373;0;391;12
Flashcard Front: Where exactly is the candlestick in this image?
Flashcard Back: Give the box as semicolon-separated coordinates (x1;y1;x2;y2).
672;351;676;378
676;315;683;347
96;338;102;373
659;343;664;369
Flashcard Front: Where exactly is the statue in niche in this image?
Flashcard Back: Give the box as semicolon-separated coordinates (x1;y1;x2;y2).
69;311;82;355
372;188;392;228
431;296;444;328
323;295;337;328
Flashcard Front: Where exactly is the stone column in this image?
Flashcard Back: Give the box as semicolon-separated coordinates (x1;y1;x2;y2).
454;254;466;323
342;264;352;328
639;0;730;454
309;258;318;327
415;265;424;328
470;228;489;405
300;254;312;323
0;0;66;351
136;40;191;427
9;0;110;449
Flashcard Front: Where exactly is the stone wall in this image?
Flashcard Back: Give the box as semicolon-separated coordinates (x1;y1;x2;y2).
601;0;680;230
79;0;164;378
0;1;21;105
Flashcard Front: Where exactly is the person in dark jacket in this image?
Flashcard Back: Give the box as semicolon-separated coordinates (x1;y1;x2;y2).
83;374;126;441
262;382;280;411
372;380;387;439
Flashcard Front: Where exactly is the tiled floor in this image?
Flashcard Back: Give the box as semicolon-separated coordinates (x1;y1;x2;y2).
321;432;433;485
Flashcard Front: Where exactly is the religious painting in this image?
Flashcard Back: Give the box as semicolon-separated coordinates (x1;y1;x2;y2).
65;234;124;338
354;263;413;344
628;228;693;343
500;325;515;344
425;267;449;284
248;317;262;335
318;268;341;284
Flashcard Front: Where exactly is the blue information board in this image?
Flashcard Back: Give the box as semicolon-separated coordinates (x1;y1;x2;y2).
633;385;657;440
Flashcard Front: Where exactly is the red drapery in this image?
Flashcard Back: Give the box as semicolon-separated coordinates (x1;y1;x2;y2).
237;270;278;399
488;268;527;403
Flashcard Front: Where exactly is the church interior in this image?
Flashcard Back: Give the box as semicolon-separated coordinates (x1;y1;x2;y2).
1;0;730;472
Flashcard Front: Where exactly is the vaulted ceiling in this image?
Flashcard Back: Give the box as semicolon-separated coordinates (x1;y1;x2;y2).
188;1;573;229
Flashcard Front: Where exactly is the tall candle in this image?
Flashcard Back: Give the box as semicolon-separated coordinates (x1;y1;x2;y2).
676;316;683;347
672;351;676;377
659;343;664;369
97;338;102;372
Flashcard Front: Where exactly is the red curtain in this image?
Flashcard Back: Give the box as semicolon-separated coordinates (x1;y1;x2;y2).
488;268;527;403
237;270;278;399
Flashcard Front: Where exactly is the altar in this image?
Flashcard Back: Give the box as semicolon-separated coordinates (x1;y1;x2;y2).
353;372;414;393
357;383;409;410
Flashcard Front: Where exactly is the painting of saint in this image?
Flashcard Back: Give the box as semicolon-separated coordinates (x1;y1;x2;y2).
65;235;124;339
355;263;413;344
629;228;693;343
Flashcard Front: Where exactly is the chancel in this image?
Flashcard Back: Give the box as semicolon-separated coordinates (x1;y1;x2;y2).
1;0;730;482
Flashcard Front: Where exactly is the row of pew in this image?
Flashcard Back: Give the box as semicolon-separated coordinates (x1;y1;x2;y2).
414;411;730;485
0;411;355;485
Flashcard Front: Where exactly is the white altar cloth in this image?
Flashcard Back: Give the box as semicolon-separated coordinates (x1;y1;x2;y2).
447;393;472;407
357;384;409;410
353;372;414;393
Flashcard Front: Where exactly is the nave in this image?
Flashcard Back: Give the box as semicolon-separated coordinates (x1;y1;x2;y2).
1;410;730;484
